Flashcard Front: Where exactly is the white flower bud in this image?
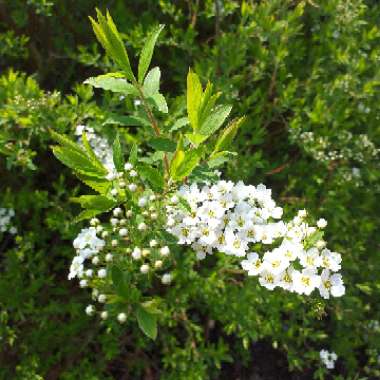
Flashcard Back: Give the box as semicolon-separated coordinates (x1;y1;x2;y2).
160;246;170;257
126;210;133;218
80;279;88;288
98;294;107;303
110;218;119;226
140;264;150;274
149;195;156;201
85;269;93;277
138;222;147;231
96;225;103;233
149;239;158;247
92;256;100;265
119;218;127;226
154;260;163;269
142;211;149;216
90;218;99;226
92;289;99;298
106;172;117;181
150;213;158;220
317;218;328;228
119;180;126;188
98;268;107;278
100;311;108;320
138;197;148;207
171;195;179;204
105;253;113;262
298;209;307;218
101;231;109;239
142;248;150;257
124;162;133;171
128;183;137;192
113;207;122;217
85;305;95;316
125;247;132;254
117;312;127;323
111;239;118;247
316;240;326;249
132;247;142;260
161;273;172;285
110;189;118;197
129;170;137;177
119;228;128;237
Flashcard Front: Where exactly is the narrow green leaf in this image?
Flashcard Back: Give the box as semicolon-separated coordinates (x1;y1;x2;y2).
149;93;168;113
129;143;138;165
169;117;189;132
212;116;246;154
112;133;124;171
82;132;108;172
171;149;201;181
198;104;232;137
148;137;176;152
136;305;158;340
138;25;165;83
208;151;236;168
52;146;107;177
143;67;160;96
103;114;150;127
187;69;203;131
84;75;138;95
49;130;87;156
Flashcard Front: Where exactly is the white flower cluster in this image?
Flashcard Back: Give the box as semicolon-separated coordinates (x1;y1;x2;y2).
0;208;17;235
75;125;116;176
69;227;105;280
320;349;338;369
166;181;345;299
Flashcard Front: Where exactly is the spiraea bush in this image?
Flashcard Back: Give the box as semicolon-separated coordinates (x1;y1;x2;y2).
0;1;379;379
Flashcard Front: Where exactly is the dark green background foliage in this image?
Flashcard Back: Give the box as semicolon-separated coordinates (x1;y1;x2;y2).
0;1;379;379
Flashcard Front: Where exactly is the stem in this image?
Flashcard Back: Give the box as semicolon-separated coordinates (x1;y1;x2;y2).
134;81;170;177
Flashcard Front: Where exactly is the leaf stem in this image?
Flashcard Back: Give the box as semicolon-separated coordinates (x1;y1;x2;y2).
134;81;170;177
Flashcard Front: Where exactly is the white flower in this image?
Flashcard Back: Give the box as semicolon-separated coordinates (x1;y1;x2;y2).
160;246;170;256
100;311;108;320
137;222;147;231
140;264;150;274
320;249;342;272
154;260;163;269
129;170;137;177
138;197;148;207
299;247;322;269
262;249;290;275
128;183;137;192
110;189;118;197
85;305;95;316
119;228;128;237
241;252;263;276
68;256;84;280
132;247;142;260
258;270;278;290
162;273;172;284
117;312;127;323
320;349;337;369
149;239;158;247
113;207;122;217
292;269;321;295
317;218;327;228
319;269;345;299
97;268;107;278
73;227;105;252
105;253;113;262
124;162;133;171
79;279;88;288
98;294;107;303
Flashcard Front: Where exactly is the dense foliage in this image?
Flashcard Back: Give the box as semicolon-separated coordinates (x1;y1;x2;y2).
1;1;379;379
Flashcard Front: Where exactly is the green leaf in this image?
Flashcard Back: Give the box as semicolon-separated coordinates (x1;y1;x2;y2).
74;172;111;194
90;10;135;81
198;104;232;136
189;164;219;183
213;116;246;154
187;69;203;132
138;25;165;83
82;132;107;172
138;164;164;192
169;117;189;132
112;265;130;299
208;151;236;168
148;137;176;152
149;93;168;113
159;229;178;245
136;305;158;340
143;67;160;96
112;133;124;171
171;148;202;181
178;196;192;213
74;209;104;223
70;195;116;210
84;74;138;95
52;146;107;177
49;129;87;156
129;143;138;165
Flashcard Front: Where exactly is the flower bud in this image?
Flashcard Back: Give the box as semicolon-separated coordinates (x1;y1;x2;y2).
117;312;127;323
